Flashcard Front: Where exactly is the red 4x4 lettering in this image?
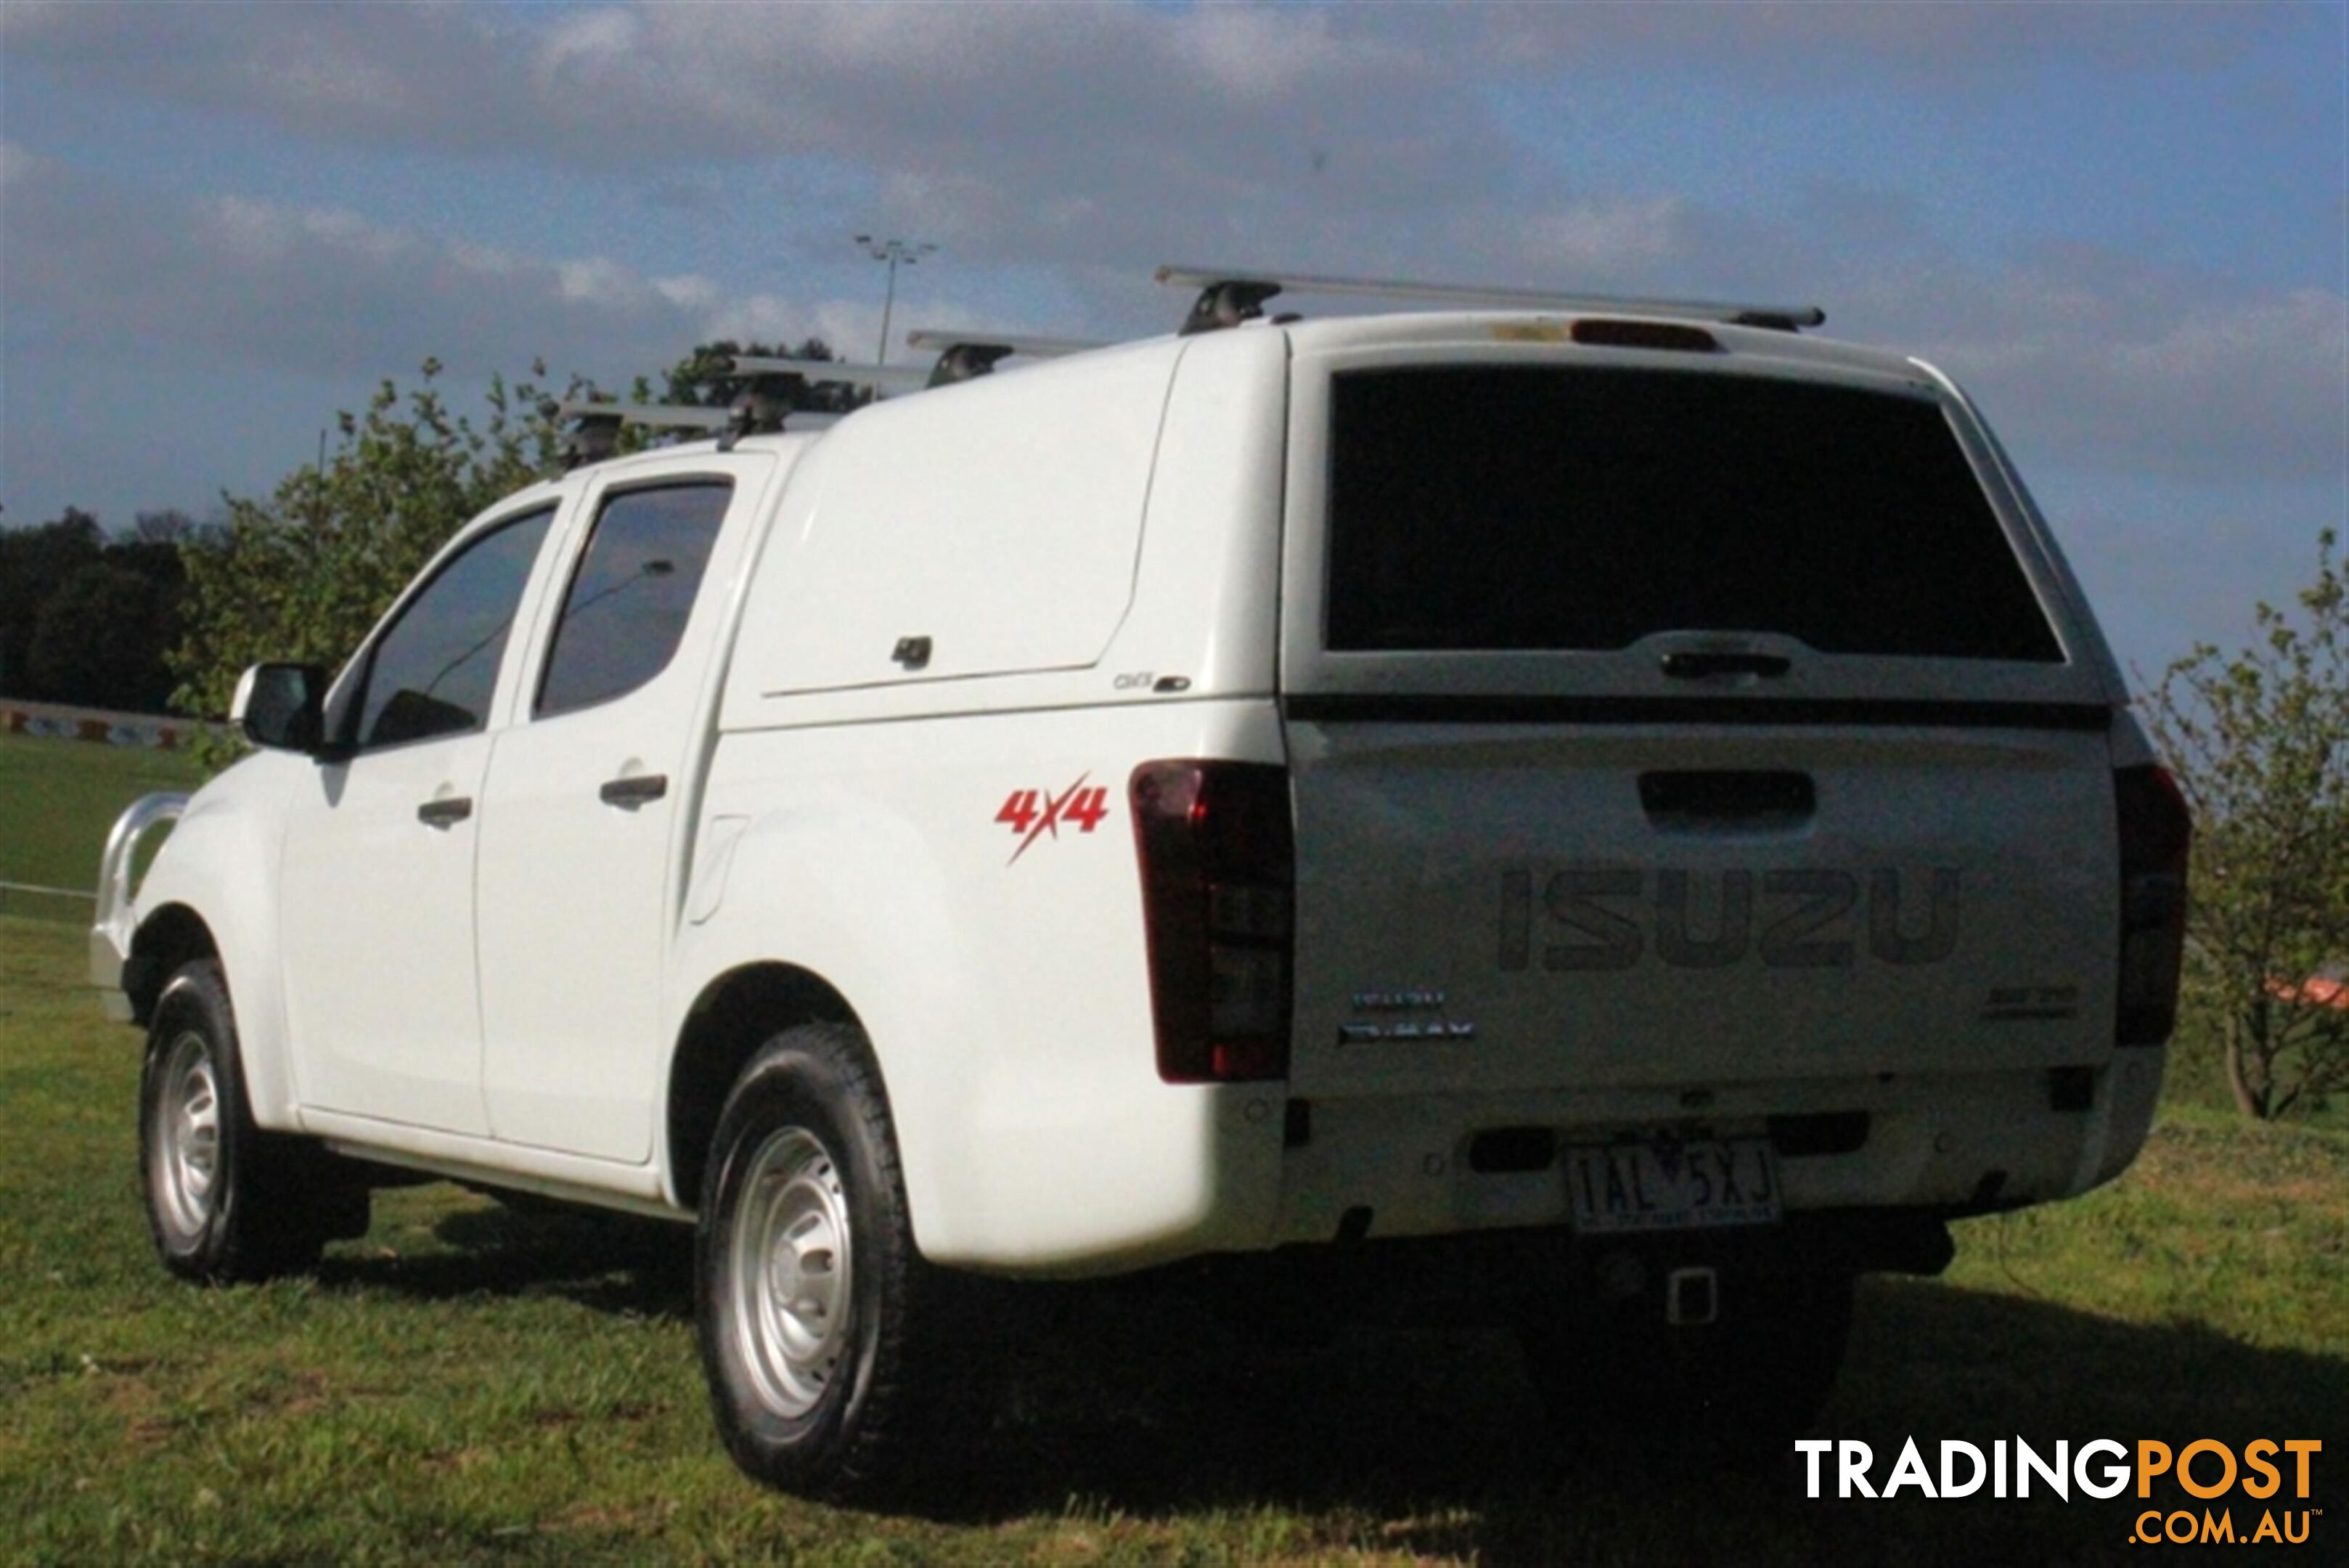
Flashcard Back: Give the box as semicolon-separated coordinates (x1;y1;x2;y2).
1061;787;1108;833
1001;775;1109;863
994;789;1042;835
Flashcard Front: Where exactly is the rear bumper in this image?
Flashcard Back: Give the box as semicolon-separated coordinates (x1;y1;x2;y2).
1262;1057;2163;1251
1126;1209;1954;1334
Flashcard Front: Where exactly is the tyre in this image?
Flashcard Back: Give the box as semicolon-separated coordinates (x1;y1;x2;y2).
695;1021;942;1499
1517;1265;1853;1466
139;959;369;1283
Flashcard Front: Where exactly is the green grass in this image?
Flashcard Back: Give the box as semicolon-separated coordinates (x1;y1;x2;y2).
0;731;205;900
1;727;2342;1561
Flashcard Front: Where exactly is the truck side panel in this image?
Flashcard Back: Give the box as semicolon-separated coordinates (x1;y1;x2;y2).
669;700;1289;1271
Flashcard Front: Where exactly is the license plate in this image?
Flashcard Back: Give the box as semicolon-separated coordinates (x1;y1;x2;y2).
1564;1137;1781;1233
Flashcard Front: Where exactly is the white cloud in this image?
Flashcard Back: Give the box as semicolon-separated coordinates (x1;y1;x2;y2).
1892;264;2348;483
1521;197;1690;272
1174;6;1371;100
532;5;637;87
0;139;41;192
0;152;834;391
16;136;2335;489
195;195;305;261
1;1;1497;264
2;6;2336;495
1467;2;2283;78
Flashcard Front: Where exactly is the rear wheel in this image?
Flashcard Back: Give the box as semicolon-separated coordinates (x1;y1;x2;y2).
1517;1265;1853;1466
139;960;369;1282
695;1022;942;1499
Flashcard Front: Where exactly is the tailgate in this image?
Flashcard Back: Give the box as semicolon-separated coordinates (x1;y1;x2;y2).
1272;330;2128;1101
1283;716;2119;1098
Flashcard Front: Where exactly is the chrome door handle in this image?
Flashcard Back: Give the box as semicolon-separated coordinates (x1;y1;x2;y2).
416;796;473;828
598;773;669;808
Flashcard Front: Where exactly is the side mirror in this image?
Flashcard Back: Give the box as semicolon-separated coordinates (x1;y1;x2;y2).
230;663;329;754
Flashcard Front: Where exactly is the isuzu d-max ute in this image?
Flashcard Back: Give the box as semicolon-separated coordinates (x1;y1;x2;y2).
91;270;2191;1496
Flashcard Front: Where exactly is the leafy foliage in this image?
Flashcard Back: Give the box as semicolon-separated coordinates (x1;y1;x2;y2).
0;508;104;698
0;507;188;712
642;336;855;414
2141;530;2349;1119
26;562;182;714
165;338;857;769
168;361;577;767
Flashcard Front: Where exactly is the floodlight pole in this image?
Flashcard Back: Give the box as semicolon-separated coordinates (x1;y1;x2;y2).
854;234;937;366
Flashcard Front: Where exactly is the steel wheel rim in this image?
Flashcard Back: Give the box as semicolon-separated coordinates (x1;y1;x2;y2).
727;1126;854;1419
153;1030;221;1237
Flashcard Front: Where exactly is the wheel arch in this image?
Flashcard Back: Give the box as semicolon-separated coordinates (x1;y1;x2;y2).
666;961;865;1211
126;903;219;1026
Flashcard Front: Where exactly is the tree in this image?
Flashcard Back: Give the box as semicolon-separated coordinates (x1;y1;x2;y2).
170;359;577;766
0;507;103;698
133;509;204;545
2140;530;2349;1120
0;506;189;711
169;335;842;766
25;563;171;711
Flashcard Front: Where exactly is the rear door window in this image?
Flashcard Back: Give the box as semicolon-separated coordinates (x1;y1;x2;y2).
1325;367;2062;662
536;481;732;718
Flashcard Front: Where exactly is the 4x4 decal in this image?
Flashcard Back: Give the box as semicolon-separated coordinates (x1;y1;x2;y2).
998;774;1111;864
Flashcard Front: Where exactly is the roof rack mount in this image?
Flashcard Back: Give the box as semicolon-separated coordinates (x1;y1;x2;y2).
899;327;1106;388
552;394;805;466
1153;264;1825;335
726;355;931;393
902;329;1101;358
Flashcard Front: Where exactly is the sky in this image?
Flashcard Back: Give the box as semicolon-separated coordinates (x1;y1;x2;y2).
2;0;2343;682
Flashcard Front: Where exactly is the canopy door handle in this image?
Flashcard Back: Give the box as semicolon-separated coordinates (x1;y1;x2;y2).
599;773;669;808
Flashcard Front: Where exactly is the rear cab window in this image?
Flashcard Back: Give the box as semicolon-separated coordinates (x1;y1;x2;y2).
1278;332;2115;713
1326;367;2062;663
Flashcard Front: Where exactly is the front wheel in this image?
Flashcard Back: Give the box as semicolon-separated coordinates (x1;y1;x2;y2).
139;960;368;1282
695;1022;942;1499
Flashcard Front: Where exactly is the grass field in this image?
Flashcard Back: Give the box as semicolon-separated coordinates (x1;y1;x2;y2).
1;732;2343;1563
0;731;205;906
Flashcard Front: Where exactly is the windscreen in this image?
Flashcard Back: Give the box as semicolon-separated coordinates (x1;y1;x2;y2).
1325;366;2063;661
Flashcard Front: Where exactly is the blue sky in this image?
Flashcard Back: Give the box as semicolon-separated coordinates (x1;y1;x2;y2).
3;1;2343;681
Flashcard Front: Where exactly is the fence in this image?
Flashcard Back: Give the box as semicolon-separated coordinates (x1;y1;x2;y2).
0;880;97;923
0;698;218;752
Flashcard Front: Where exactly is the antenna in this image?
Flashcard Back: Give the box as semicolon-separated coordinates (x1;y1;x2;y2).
1153;264;1826;334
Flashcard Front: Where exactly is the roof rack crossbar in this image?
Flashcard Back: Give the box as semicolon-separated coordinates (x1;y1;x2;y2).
1153;264;1825;333
725;355;931;392
554;400;732;433
553;396;797;465
902;329;1101;357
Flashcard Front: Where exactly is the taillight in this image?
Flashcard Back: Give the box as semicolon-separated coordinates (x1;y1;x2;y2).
1129;760;1295;1082
2115;764;2191;1046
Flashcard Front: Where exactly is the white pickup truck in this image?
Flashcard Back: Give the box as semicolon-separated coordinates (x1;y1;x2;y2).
91;271;2190;1497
